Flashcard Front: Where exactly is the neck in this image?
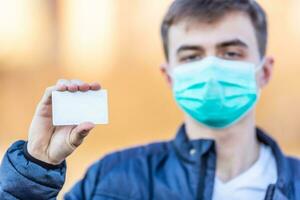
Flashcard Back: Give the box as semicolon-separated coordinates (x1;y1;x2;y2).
185;111;260;182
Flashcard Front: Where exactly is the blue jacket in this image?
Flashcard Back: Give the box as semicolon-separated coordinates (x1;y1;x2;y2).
1;124;300;200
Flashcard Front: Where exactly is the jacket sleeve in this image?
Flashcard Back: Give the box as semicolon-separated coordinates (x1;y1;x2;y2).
0;141;66;200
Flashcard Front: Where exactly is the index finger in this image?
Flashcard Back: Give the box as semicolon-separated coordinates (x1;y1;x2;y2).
40;84;67;105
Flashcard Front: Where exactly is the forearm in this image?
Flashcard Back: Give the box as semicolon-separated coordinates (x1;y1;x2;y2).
0;141;66;200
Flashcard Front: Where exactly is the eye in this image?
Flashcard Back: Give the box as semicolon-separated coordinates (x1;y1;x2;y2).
222;51;243;60
180;55;202;63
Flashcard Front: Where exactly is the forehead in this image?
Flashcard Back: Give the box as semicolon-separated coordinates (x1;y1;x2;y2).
168;11;258;54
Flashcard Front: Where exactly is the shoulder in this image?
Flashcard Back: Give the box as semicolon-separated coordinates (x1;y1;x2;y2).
287;157;300;199
84;140;172;199
287;156;300;178
85;139;173;177
99;140;171;173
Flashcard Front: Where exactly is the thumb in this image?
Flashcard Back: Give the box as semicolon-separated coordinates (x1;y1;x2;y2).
68;122;95;149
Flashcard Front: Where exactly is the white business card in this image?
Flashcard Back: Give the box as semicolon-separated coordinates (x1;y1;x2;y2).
52;90;109;126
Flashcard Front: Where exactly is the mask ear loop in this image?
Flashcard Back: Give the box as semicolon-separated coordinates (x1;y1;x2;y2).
255;57;266;99
255;57;266;72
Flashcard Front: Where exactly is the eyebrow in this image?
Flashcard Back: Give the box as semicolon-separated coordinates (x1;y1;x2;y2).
176;45;204;55
176;39;248;55
216;39;248;49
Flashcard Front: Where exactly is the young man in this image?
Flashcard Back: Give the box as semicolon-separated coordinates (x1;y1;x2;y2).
1;0;300;199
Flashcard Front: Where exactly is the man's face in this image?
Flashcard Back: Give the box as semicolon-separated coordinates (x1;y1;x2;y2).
162;11;273;89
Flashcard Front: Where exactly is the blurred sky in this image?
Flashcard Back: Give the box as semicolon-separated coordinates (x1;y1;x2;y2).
0;0;300;198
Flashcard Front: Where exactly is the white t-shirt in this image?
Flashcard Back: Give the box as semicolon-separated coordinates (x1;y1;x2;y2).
212;144;277;200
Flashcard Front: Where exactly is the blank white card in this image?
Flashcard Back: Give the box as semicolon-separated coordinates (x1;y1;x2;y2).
52;90;109;126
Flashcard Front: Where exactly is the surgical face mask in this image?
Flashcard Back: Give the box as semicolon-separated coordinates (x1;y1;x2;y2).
169;56;264;129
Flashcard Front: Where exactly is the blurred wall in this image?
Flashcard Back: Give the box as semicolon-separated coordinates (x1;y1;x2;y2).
0;0;299;198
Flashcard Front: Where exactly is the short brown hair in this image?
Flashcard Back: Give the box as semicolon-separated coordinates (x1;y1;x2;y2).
161;0;268;60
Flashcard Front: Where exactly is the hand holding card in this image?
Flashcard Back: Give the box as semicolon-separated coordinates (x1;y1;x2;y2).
27;79;103;165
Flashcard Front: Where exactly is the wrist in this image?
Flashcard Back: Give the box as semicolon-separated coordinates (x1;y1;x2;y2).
23;142;64;170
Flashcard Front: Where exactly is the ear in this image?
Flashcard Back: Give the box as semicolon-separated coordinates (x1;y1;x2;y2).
258;56;274;88
160;63;173;88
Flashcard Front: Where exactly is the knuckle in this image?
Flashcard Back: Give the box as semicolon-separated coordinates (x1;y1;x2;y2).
57;79;70;86
57;78;67;83
44;86;53;93
71;79;83;85
67;129;80;149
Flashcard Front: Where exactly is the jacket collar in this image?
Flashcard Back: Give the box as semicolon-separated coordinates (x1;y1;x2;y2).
172;124;292;198
256;128;293;198
172;124;215;164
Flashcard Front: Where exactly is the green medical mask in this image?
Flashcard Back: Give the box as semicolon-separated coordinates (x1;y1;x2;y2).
169;56;264;129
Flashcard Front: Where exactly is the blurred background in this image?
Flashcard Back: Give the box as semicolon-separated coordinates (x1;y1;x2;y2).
0;0;299;198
